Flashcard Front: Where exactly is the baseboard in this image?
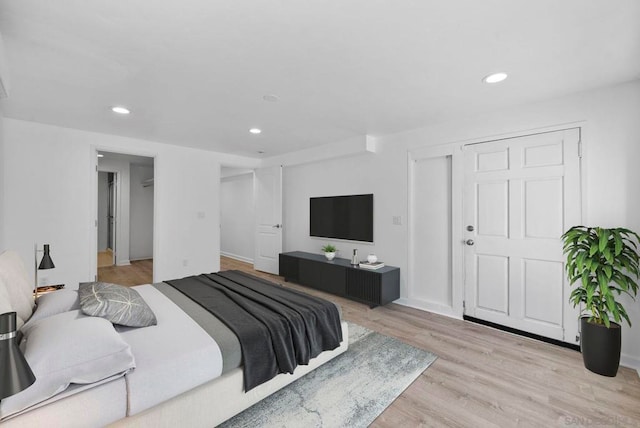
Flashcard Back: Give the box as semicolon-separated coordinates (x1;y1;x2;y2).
395;297;462;320
116;260;131;266
129;257;152;262
620;353;640;374
220;251;254;265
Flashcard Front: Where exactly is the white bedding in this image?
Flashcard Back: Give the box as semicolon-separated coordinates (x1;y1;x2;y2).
1;377;127;428
110;321;349;428
117;285;223;415
2;284;224;427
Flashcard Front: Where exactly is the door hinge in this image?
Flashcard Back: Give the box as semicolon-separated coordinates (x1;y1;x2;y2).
578;140;582;158
463;300;466;310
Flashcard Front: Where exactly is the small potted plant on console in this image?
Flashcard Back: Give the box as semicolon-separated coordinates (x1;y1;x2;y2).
321;244;337;261
562;226;640;376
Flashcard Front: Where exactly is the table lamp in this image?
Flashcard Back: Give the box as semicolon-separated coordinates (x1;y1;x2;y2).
0;312;36;400
34;244;55;298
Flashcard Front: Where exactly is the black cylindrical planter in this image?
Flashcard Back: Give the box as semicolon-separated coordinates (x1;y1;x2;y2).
580;317;621;377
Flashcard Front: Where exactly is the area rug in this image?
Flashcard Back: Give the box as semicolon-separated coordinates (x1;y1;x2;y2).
220;323;437;428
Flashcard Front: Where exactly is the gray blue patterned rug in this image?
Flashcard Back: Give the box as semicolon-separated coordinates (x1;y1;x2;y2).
220;323;437;427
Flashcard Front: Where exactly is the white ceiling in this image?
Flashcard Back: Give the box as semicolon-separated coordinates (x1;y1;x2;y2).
1;1;639;158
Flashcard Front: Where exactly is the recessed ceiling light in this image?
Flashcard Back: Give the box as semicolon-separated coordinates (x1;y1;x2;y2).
249;128;262;134
483;72;508;84
97;153;104;158
263;94;279;102
111;106;130;115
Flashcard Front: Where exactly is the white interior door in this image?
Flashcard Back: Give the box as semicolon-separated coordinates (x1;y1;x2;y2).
463;128;581;343
253;166;283;274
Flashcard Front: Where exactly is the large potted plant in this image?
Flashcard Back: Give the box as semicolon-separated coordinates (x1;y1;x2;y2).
562;226;640;376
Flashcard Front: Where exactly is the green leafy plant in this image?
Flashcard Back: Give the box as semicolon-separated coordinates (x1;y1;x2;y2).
321;244;336;253
562;226;640;328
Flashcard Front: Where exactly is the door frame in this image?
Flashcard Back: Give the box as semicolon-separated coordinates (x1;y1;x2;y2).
91;147;158;282
218;163;284;274
405;121;588;324
219;166;256;264
107;172;116;258
218;161;262;271
98;170;119;265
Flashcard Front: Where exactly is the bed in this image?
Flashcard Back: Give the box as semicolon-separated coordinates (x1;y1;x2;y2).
0;250;348;427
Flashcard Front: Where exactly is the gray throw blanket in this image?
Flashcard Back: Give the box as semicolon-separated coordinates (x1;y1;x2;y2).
166;270;342;391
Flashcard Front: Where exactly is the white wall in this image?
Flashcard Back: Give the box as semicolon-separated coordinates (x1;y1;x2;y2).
97;172;109;251
98;157;131;265
283;154;386;261
412;155;453;310
2;118;234;288
220;173;254;263
282;79;640;369
0;111;5;252
130;164;154;260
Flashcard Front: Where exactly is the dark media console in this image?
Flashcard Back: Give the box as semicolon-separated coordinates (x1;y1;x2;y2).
279;251;400;308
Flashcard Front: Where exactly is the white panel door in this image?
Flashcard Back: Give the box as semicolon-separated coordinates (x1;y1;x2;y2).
253;166;282;274
463;129;581;343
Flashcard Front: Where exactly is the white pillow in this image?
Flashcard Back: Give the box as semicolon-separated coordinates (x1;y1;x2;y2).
0;310;136;419
0;276;21;329
23;290;80;328
0;275;12;313
0;251;35;326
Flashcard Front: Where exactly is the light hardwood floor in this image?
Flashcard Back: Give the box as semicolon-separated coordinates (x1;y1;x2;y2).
97;259;153;286
97;249;114;268
104;256;640;426
220;257;640;427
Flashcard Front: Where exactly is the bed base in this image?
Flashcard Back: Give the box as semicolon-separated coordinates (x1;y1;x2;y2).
109;321;349;428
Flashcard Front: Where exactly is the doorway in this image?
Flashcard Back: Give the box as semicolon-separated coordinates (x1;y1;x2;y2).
97;171;117;267
219;165;283;275
462;128;582;345
96;151;155;286
220;167;255;265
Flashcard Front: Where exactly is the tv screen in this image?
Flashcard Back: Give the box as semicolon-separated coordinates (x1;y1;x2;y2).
310;194;373;243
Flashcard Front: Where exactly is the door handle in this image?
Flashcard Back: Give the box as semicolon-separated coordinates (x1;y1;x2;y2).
272;224;282;229
465;239;474;246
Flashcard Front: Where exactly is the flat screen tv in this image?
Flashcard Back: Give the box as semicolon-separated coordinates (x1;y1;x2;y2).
310;194;373;243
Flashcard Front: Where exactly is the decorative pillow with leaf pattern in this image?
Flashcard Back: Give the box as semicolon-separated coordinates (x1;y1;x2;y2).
79;282;157;327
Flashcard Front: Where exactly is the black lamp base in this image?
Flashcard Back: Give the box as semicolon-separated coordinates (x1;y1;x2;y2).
0;312;36;400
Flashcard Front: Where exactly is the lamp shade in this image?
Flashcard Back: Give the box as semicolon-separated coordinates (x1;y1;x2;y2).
38;244;55;270
0;312;36;400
